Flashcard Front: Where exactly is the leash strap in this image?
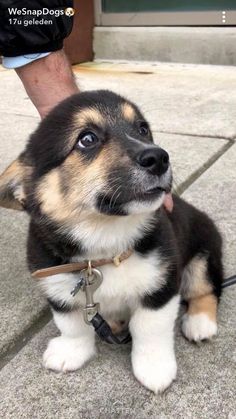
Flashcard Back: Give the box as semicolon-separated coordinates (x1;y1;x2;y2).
90;313;131;345
222;275;236;288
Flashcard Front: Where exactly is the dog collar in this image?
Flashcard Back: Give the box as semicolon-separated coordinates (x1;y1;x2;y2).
31;249;133;279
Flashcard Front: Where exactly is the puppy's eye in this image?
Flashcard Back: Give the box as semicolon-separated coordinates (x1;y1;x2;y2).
77;132;99;149
139;122;149;136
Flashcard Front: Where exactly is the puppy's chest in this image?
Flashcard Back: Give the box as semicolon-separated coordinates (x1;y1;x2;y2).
43;251;166;314
73;251;165;309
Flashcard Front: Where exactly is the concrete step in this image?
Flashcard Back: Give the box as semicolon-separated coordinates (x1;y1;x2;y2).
94;27;236;65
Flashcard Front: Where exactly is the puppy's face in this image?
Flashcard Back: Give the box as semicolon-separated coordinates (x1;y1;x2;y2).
0;90;172;224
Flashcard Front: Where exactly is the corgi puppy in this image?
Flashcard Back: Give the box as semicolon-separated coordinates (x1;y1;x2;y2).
0;90;223;393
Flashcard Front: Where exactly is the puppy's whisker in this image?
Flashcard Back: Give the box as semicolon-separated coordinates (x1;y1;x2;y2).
98;178;124;213
112;190;122;209
109;185;122;210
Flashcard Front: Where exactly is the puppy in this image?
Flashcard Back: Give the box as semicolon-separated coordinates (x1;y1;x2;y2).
0;90;223;393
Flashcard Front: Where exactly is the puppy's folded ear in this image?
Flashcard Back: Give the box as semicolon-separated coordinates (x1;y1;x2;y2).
0;156;30;211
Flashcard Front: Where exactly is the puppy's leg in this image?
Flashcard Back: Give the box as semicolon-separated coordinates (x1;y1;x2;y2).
182;294;218;342
181;255;222;342
43;309;96;372
130;295;180;393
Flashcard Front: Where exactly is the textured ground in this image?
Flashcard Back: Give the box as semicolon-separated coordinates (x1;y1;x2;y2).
0;61;236;418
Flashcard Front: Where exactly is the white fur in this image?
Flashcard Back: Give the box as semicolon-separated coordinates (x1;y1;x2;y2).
129;295;180;393
41;206;176;387
41;273;86;307
125;195;165;215
182;313;217;342
69;211;155;256
41;250;171;377
43;310;96;372
128;164;172;193
99;252;169;318
41;251;169;320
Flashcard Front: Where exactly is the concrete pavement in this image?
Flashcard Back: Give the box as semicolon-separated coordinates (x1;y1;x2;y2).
0;61;236;418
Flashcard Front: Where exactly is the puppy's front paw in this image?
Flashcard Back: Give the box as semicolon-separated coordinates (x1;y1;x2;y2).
132;351;177;393
182;313;217;342
43;336;96;372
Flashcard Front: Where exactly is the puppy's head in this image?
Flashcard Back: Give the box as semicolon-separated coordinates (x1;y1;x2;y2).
0;90;172;224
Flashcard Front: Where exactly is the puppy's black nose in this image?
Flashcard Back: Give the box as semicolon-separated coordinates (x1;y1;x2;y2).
137;147;169;176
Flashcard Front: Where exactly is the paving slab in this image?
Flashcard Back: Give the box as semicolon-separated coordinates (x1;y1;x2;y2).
153;133;229;193
0;114;45;356
0;286;235;419
183;143;236;277
0;66;235;418
74;61;236;139
0;70;38;118
0;113;39;171
1;145;235;419
1;62;236;139
0;208;47;356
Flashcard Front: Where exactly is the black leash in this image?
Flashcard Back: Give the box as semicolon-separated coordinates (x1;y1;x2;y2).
90;313;131;344
222;275;236;289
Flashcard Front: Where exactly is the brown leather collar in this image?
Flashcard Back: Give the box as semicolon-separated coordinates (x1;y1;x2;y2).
32;249;133;279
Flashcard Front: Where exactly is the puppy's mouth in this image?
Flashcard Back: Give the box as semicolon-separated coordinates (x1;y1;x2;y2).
96;184;171;216
142;185;167;196
95;162;173;215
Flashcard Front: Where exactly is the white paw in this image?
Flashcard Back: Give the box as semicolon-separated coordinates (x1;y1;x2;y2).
182;313;217;342
132;351;177;393
43;336;96;372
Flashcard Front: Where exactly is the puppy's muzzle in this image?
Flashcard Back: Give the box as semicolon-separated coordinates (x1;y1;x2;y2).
136;147;169;176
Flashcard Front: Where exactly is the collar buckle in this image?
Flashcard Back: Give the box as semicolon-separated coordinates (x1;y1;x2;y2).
113;254;121;267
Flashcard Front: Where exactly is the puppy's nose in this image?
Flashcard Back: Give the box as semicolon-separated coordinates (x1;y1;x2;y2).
137;147;169;176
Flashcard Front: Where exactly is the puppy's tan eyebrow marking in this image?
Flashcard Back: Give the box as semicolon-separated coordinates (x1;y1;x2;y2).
37;169;67;221
121;103;136;121
74;108;105;127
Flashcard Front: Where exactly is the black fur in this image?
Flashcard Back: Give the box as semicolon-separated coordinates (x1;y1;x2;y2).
139;196;223;309
167;195;223;300
47;298;73;313
27;220;83;272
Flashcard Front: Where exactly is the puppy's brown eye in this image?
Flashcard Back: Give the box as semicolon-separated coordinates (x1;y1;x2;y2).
77;132;99;149
139;122;149;136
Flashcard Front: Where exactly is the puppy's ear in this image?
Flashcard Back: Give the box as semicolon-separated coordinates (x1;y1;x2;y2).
0;157;30;210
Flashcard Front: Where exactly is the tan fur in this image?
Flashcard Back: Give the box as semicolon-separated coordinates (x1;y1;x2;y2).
180;256;212;299
74;108;105;127
108;320;128;335
37;169;70;221
180;257;218;322
46;108;105;153
0;158;31;210
187;294;217;322
121;103;136;122
37;141;129;224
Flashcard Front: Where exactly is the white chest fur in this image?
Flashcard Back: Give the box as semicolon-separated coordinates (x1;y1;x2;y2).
41;250;167;318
